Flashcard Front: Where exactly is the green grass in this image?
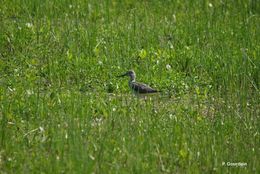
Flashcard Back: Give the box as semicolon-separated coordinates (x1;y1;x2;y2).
0;0;259;173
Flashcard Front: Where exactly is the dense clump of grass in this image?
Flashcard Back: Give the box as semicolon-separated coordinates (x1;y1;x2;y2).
0;0;259;173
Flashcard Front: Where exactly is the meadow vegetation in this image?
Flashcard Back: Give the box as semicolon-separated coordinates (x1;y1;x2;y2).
0;0;259;173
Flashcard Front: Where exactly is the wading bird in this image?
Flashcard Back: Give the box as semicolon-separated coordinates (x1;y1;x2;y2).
117;70;161;94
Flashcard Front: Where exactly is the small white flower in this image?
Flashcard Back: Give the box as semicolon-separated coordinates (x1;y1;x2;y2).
91;118;103;127
69;4;73;9
39;126;44;132
208;3;213;8
98;60;103;65
26;23;33;28
89;154;95;160
26;89;34;95
166;64;171;70
112;107;116;112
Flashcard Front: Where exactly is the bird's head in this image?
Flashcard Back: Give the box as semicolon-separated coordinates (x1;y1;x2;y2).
117;70;136;81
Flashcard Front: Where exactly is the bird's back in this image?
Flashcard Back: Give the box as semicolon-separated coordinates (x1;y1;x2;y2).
130;81;159;94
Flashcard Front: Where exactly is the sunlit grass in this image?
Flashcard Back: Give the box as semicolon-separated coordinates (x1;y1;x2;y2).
0;0;259;173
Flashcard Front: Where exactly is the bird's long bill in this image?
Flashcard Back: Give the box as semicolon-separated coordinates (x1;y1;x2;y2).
117;73;127;78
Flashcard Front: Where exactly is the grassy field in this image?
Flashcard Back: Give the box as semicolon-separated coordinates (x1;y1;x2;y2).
0;0;259;173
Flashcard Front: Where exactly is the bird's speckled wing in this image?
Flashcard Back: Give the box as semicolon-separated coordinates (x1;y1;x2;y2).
131;82;159;93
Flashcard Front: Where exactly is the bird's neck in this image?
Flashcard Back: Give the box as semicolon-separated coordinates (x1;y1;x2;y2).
128;78;135;87
129;76;135;82
129;79;135;84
